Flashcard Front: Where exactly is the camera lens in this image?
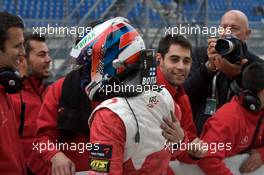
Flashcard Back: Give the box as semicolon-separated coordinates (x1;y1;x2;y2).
215;39;234;56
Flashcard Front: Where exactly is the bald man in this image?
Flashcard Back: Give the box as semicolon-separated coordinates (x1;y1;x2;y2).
221;10;251;40
206;10;252;77
183;9;263;172
184;10;262;133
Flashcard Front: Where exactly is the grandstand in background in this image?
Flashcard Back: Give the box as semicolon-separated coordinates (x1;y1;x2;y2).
1;0;264;78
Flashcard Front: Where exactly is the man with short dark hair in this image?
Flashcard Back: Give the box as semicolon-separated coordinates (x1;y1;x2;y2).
157;34;197;144
11;33;52;175
0;12;26;175
197;62;264;175
35;24;95;175
158;35;206;175
23;34;51;79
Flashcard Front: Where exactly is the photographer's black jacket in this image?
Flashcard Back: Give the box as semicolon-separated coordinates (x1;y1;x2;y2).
184;47;263;135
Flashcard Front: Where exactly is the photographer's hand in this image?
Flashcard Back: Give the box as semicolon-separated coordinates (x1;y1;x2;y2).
207;38;218;72
214;56;248;77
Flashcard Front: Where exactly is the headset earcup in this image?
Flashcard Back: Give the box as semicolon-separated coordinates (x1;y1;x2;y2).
243;91;261;112
0;67;23;94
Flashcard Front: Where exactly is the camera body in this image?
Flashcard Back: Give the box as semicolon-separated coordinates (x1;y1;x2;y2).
215;36;247;63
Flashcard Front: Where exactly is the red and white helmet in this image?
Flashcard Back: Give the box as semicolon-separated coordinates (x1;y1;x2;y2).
70;17;145;101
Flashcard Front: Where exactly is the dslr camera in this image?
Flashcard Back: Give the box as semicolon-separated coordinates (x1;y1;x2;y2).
215;36;247;63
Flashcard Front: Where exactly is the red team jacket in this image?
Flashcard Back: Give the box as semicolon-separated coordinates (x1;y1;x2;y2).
157;67;197;143
11;75;50;175
198;96;264;175
0;86;26;175
157;67;198;175
35;77;90;172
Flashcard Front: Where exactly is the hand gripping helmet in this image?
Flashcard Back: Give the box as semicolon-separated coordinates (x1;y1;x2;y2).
70;17;146;101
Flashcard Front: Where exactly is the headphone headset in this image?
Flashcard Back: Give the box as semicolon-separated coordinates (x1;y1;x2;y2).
0;67;23;94
230;80;261;112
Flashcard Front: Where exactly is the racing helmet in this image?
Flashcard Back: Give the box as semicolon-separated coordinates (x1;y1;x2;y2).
70;17;146;101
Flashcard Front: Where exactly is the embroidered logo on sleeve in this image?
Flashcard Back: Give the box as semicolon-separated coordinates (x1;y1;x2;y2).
89;159;110;173
90;144;112;159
